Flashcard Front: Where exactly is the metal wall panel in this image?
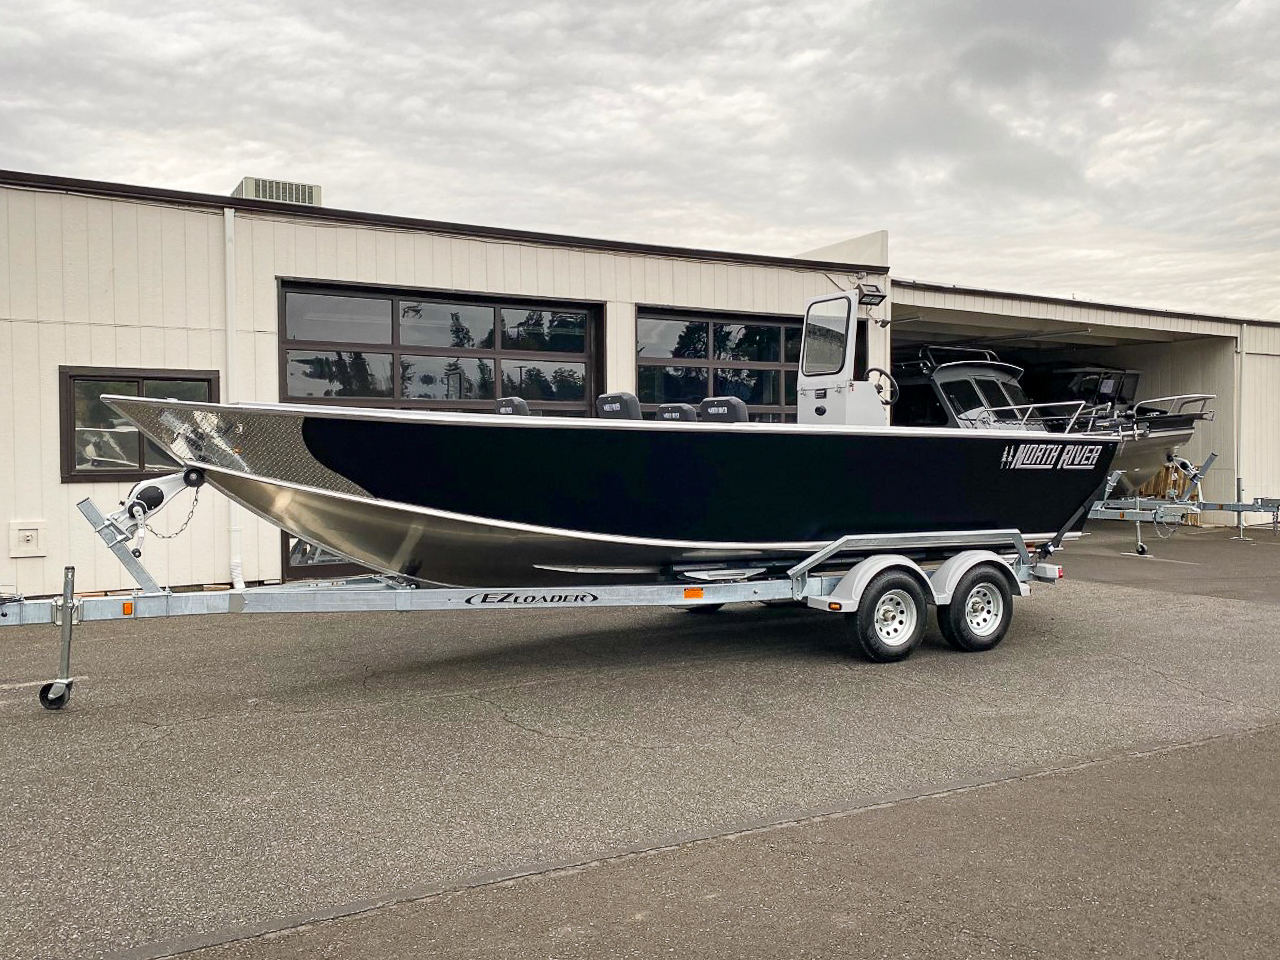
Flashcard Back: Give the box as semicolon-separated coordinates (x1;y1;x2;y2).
1242;353;1280;504
0;190;263;597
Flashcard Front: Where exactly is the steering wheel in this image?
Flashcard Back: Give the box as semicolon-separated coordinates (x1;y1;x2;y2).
865;367;900;406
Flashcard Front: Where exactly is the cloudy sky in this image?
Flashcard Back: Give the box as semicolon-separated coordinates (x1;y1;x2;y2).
2;0;1276;318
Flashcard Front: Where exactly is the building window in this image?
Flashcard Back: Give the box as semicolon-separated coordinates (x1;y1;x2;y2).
635;310;801;421
279;284;598;415
277;282;602;580
59;367;220;483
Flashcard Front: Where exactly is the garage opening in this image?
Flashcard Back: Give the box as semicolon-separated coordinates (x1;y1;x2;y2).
885;299;1238;504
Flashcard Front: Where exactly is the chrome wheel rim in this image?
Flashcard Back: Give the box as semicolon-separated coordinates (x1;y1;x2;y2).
873;589;917;647
964;584;1003;638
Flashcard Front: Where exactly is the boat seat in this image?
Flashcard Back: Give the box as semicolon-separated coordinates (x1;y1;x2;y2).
595;392;642;419
494;396;530;415
657;403;698;421
698;396;749;422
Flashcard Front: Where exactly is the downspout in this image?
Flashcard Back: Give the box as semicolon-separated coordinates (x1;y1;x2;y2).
224;208;246;590
1235;322;1246;516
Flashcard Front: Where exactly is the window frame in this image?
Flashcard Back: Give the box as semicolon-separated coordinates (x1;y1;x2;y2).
634;307;802;422
59;366;221;483
278;281;602;414
800;297;851;378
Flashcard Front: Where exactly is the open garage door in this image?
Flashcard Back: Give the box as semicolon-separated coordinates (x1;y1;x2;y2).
887;281;1240;505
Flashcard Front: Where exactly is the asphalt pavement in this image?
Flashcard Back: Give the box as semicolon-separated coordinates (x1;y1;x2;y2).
0;521;1276;959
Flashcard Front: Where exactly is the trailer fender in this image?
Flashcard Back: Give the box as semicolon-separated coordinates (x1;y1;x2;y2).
811;555;931;612
930;551;1026;605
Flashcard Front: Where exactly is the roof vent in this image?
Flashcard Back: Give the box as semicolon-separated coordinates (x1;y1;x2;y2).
231;177;322;206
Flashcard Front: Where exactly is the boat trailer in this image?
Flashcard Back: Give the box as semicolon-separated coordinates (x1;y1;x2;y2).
2;472;1083;710
1089;453;1280;555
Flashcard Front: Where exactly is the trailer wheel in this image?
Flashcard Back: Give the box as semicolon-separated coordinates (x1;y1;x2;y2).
938;564;1013;652
847;571;926;662
38;680;73;710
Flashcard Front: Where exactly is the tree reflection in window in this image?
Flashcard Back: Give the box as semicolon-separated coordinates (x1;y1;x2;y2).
500;361;586;401
287;351;394;397
501;310;587;353
400;356;495;400
400;302;496;350
714;324;780;362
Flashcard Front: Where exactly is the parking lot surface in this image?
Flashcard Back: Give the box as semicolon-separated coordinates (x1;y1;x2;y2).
1;522;1277;958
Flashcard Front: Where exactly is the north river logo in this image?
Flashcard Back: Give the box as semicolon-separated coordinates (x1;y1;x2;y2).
1000;443;1104;470
465;591;600;605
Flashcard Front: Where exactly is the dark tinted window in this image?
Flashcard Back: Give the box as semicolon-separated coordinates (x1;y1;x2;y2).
975;378;1017;419
637;318;707;359
500;360;587;401
285;293;392;343
714;369;780;405
784;328;802;364
714;324;780;362
941;380;984;417
637;366;709;404
400;302;495;349
401;356;495;400
61;369;217;481
285;350;394;398
72;380;139;472
500;309;587;353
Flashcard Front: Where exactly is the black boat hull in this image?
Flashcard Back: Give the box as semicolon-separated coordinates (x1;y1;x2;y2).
105;399;1119;586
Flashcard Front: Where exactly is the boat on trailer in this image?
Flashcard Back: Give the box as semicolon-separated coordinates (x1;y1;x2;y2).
891;347;1213;495
3;289;1126;700
102;292;1119;588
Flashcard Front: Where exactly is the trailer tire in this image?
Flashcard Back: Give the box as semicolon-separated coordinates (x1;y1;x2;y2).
847;571;926;662
938;563;1013;652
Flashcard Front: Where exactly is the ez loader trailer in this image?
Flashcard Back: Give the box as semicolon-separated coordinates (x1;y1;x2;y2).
1;471;1080;710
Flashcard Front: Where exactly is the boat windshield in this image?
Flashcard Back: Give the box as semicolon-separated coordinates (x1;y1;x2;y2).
974;378;1020;420
1003;380;1032;407
940;379;985;419
801;299;849;376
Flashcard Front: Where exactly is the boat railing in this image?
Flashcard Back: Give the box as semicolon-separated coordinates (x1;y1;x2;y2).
921;345;1003;368
967;399;1087;433
1131;394;1216;419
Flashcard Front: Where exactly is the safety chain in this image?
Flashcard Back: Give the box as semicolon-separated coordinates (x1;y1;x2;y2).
145;488;201;540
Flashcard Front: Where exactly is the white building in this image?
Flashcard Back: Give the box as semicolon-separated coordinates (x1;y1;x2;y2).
2;170;1277;596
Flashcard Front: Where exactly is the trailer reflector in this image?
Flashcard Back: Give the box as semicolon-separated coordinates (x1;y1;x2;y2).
122;601;134;616
684;587;704;599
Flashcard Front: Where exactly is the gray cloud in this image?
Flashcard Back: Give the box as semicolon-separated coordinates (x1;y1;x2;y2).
1;0;1276;318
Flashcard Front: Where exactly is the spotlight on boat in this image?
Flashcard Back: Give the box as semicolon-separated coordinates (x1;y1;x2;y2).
857;282;886;306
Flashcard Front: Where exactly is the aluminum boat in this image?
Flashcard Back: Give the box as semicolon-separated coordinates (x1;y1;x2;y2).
104;292;1120;586
892;348;1211;496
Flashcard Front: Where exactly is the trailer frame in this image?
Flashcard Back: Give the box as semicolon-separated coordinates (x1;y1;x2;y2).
1;479;1070;709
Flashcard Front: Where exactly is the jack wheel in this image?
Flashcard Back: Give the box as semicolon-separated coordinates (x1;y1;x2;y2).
1135;542;1149;556
846;571;926;662
938;564;1014;653
38;679;73;710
